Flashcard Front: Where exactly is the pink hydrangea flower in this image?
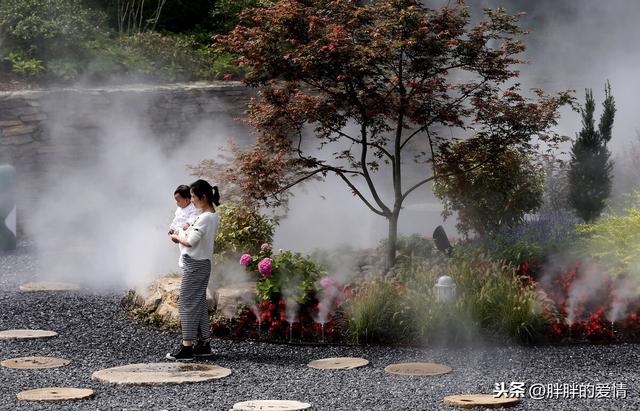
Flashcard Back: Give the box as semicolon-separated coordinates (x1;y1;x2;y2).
261;243;270;251
239;254;252;266
320;277;339;289
258;257;272;277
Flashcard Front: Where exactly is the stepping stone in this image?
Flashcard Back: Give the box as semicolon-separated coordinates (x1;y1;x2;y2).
17;387;94;402
0;329;58;341
443;394;520;408
92;362;231;385
232;400;312;410
307;357;369;370
1;356;70;369
384;362;452;376
19;282;80;292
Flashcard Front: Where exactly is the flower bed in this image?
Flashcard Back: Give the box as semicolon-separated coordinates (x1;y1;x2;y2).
210;243;348;343
541;262;640;343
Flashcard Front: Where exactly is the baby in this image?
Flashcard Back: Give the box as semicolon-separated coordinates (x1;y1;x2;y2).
169;185;199;267
169;185;198;235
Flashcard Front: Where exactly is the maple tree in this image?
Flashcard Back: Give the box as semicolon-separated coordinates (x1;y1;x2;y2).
195;0;571;267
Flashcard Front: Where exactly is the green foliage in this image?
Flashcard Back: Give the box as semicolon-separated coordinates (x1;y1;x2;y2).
434;139;546;237
576;192;640;278
4;52;44;79
354;251;548;345
215;202;276;259
0;0;240;84
116;32;210;81
0;0;105;59
456;258;546;343
486;237;544;266
346;279;412;344
568;82;615;222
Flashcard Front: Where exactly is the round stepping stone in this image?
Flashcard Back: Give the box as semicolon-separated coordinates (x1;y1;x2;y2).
0;329;58;341
307;357;369;370
1;356;70;369
19;282;80;292
443;394;520;408
17;387;94;402
384;362;452;376
232;400;312;410
92;362;231;385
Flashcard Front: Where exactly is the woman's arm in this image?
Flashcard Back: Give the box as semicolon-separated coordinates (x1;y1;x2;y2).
185;216;207;248
169;232;192;247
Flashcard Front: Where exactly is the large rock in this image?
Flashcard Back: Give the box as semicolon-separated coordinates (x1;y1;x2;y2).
130;276;259;322
215;282;258;318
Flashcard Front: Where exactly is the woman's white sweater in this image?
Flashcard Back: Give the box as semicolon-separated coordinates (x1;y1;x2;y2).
180;211;218;260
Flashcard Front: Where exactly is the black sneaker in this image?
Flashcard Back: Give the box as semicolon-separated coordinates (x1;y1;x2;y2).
193;340;213;357
165;344;194;361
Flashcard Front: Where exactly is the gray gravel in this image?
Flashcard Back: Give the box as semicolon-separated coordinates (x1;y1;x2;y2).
1;241;639;410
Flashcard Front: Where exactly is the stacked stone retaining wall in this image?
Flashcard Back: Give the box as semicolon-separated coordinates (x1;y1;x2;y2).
0;82;252;232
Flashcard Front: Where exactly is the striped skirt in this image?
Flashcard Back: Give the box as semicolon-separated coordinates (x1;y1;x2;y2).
179;254;211;341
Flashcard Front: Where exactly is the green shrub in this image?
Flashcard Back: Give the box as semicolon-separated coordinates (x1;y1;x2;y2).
215;202;276;260
4;52;44;79
575;191;640;278
0;0;105;59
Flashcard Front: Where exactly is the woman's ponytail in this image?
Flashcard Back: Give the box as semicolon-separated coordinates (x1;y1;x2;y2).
212;185;220;207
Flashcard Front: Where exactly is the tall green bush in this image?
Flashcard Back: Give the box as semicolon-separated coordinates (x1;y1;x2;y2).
568;82;615;222
214;202;276;260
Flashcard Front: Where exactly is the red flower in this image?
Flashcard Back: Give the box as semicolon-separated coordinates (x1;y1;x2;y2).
223;73;234;80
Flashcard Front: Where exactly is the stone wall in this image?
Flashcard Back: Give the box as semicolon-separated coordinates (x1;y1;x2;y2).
0;82;252;230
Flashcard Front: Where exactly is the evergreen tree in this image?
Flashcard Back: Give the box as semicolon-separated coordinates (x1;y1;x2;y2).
568;82;615;222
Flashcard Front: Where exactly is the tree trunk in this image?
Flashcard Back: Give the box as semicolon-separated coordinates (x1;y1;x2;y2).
386;212;399;270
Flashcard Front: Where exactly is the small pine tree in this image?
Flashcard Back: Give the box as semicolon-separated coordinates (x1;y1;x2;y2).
568;82;616;222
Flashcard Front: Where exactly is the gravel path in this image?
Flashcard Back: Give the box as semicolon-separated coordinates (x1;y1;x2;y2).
1;241;639;410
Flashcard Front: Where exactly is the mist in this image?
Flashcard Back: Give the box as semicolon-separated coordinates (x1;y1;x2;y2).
22;91;241;289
